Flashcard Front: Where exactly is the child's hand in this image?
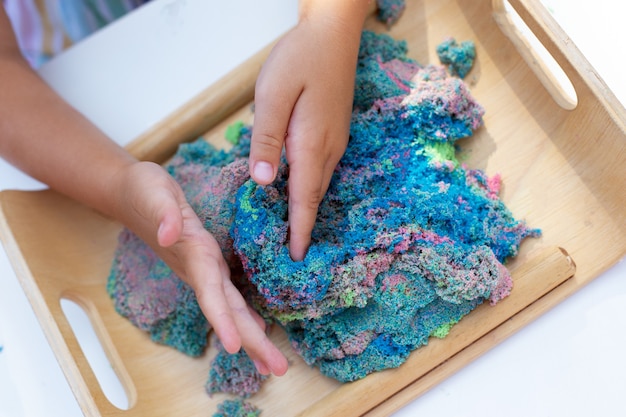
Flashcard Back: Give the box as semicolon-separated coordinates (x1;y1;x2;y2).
0;5;291;377
249;1;369;261
111;161;288;376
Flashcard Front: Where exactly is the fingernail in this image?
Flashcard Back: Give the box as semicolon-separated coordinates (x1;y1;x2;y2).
254;161;274;184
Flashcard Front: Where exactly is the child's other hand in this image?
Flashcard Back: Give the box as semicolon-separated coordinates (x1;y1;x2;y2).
249;1;368;261
111;161;288;376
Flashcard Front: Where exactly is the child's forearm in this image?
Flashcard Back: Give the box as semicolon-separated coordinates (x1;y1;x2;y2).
0;10;134;219
0;8;289;375
0;56;135;217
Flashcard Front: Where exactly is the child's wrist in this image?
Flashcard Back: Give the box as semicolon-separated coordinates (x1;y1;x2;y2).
298;0;371;37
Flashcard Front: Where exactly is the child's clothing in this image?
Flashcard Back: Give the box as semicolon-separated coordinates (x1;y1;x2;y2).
3;0;150;67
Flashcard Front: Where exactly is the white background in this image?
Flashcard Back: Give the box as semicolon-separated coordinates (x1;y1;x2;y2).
1;1;624;416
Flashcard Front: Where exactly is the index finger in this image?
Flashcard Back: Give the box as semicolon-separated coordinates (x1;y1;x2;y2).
250;57;301;185
286;142;328;262
186;243;242;354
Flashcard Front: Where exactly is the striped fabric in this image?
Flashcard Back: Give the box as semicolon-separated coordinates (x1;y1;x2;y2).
3;0;151;67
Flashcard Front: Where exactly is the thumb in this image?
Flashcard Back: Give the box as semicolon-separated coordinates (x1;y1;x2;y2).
249;131;283;185
154;190;184;248
250;65;301;185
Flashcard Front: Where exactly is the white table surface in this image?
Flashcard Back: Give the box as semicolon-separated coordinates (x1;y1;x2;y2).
1;1;624;416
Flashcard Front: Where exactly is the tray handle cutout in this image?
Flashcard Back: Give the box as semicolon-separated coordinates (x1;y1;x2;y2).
60;294;134;413
493;0;577;110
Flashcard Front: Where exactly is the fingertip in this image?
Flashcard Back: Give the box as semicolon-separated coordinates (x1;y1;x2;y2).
254;345;288;376
209;308;242;355
288;217;313;261
251;160;276;185
259;328;289;376
157;215;181;248
218;330;242;355
270;354;289;377
285;167;324;262
288;236;310;262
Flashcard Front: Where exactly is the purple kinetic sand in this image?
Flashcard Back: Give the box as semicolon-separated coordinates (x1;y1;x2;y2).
206;339;268;398
107;30;540;383
107;229;209;356
107;135;252;356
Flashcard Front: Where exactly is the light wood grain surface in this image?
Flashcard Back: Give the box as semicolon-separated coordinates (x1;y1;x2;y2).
0;0;625;416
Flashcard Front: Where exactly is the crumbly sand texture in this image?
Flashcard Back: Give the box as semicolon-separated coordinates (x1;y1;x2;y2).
212;398;260;417
436;37;477;79
206;338;268;398
107;30;539;383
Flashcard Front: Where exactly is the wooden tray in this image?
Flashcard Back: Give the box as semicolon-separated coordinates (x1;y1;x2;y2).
1;0;624;415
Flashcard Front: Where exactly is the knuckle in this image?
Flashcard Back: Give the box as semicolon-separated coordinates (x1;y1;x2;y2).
307;187;324;208
292;184;323;211
254;80;274;101
252;131;285;153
